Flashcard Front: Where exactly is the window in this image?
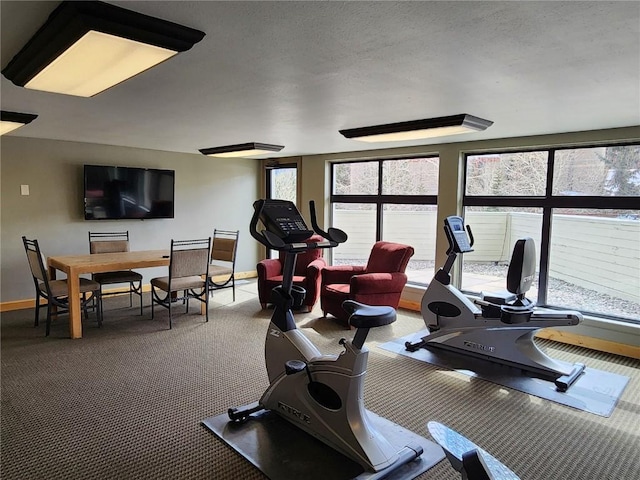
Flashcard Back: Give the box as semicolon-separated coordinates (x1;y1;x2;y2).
331;157;439;282
266;163;298;258
463;144;639;324
266;164;297;203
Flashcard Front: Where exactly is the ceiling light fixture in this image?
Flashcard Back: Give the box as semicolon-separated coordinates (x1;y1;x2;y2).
339;114;494;142
0;110;38;136
1;1;205;97
199;143;284;158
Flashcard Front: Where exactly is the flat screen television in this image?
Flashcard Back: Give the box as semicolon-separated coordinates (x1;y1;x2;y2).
84;165;175;220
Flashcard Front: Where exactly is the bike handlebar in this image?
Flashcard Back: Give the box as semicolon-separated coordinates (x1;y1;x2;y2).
310;201;349;244
250;199;348;252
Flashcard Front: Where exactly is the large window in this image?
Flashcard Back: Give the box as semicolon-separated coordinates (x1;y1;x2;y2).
463;144;639;323
331;157;439;283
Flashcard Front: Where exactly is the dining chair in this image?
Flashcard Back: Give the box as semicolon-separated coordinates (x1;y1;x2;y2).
209;229;239;301
150;238;212;329
22;236;102;336
88;231;144;317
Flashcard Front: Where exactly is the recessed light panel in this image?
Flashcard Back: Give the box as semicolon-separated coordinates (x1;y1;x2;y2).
0;111;38;136
200;143;284;158
2;1;205;97
340;114;493;142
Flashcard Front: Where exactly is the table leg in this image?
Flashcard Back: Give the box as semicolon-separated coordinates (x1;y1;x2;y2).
48;265;58;316
67;271;82;339
201;276;207;315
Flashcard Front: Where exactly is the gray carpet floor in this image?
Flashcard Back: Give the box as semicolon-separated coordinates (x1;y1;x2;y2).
2;281;639;480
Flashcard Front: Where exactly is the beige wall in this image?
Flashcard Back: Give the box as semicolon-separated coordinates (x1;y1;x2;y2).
1;136;261;302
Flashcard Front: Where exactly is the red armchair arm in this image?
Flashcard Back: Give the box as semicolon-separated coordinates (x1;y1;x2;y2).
257;258;283;305
321;265;366;285
307;258;327;278
304;258;327;306
350;272;408;295
257;258;283;280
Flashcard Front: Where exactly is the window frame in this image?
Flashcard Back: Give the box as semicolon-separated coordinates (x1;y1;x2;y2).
330;156;439;241
462;141;639;323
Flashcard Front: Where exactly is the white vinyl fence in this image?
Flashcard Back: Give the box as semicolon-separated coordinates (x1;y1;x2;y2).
333;210;640;303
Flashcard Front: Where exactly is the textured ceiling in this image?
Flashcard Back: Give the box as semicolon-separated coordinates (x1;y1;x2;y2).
1;1;639;158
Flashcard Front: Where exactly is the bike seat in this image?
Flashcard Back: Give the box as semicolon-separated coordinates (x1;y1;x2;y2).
342;300;396;328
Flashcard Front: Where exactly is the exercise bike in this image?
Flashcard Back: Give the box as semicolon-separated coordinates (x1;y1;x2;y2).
406;215;585;392
228;199;443;479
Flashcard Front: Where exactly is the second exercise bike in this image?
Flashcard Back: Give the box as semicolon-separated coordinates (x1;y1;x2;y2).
406;215;585;392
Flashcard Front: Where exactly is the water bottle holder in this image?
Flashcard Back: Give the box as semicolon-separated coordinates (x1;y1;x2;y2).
290;285;306;308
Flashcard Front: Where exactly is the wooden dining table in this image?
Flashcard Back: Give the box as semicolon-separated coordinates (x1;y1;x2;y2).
48;250;170;339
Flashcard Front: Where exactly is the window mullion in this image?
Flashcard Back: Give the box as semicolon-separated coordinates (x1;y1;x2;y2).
377;161;383;240
537;150;555;305
538;207;552;306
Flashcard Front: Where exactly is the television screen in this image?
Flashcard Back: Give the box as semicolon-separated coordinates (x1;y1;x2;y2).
84;165;175;220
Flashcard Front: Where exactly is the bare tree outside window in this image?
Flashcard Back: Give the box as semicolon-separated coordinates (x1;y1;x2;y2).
382;158;439;196
601;145;640;197
333;161;378;196
270;167;297;203
553;148;606;196
466;152;547;196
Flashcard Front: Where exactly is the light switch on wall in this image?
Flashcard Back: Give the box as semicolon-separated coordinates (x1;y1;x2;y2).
20;184;29;196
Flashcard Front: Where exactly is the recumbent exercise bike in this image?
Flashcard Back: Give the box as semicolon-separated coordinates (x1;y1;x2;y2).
406;215;585;392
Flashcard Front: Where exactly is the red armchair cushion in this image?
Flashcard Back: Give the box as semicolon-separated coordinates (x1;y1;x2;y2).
323;283;350;295
350;272;407;294
365;241;414;273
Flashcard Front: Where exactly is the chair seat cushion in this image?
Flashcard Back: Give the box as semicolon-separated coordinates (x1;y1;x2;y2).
151;276;206;292
93;270;143;284
266;275;307;285
40;278;100;297
209;265;233;277
324;283;351;295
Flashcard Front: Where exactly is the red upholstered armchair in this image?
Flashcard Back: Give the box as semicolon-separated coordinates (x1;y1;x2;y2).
257;235;326;312
321;241;414;323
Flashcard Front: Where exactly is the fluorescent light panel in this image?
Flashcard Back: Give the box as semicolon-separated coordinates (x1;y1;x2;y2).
0;121;26;136
200;142;284;158
25;31;178;97
2;1;205;97
340;114;493;142
0;111;38;136
199;143;284;158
